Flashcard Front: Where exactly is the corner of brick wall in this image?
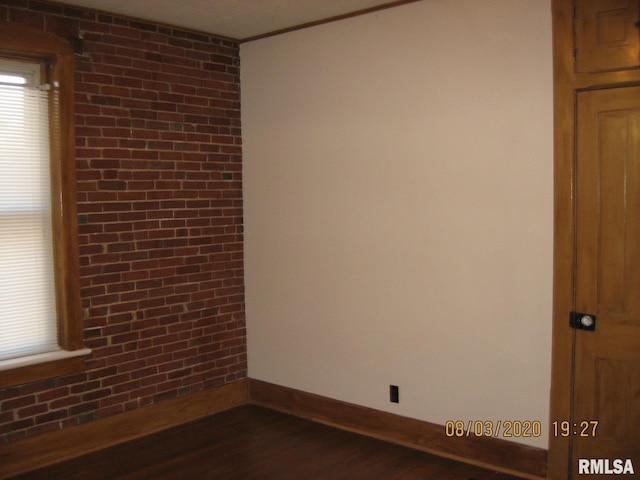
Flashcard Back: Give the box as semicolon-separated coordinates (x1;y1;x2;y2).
0;1;246;444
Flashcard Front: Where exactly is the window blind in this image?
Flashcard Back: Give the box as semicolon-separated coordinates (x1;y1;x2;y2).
0;66;59;361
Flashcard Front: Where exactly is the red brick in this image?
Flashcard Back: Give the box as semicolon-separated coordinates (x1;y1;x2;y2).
2;395;36;411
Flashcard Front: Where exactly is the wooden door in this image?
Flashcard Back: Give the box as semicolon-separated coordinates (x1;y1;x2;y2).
575;0;640;73
573;86;640;476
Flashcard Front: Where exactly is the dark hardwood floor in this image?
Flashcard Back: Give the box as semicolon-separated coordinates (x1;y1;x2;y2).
14;405;526;479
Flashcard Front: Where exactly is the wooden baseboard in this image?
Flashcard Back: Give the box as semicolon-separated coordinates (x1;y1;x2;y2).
1;378;548;479
248;379;547;480
0;379;248;479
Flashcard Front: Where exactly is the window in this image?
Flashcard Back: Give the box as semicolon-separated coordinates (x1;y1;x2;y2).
0;59;58;361
0;22;88;388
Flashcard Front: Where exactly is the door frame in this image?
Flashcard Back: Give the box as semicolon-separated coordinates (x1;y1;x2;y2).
549;2;577;477
549;1;640;478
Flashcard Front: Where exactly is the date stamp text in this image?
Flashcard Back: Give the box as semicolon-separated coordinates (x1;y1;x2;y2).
444;420;542;438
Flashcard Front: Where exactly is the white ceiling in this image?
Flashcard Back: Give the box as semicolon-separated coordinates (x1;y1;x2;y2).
59;0;412;40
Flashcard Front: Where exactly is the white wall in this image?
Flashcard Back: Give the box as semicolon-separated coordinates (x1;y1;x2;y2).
241;0;553;448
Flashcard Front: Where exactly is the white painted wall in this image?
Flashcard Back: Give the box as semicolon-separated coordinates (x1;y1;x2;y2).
241;0;553;448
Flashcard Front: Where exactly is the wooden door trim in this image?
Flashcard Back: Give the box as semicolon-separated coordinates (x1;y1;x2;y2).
549;2;576;478
549;1;640;478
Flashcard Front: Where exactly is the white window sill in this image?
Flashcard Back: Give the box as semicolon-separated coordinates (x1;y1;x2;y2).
0;348;92;372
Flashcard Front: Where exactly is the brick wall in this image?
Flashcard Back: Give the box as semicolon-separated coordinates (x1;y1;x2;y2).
0;1;246;444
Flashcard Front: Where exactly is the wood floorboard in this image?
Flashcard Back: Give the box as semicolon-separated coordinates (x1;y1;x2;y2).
13;405;527;480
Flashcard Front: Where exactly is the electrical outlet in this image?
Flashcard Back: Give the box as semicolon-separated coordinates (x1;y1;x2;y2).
390;385;399;403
